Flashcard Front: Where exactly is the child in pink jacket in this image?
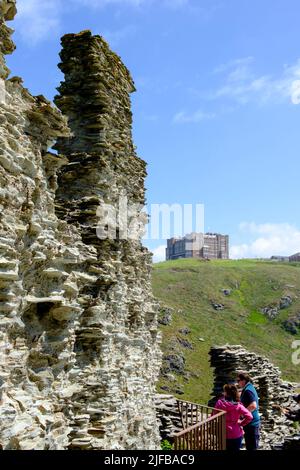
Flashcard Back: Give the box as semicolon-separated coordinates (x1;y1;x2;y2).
213;383;253;451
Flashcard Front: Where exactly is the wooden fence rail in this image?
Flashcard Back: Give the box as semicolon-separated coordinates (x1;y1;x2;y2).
173;400;226;450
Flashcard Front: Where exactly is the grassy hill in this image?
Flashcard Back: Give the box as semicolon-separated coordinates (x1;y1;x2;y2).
152;258;300;404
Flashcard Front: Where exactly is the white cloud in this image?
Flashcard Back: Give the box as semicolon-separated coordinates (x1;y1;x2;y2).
230;222;300;259
212;57;300;106
151;244;166;263
290;79;300;104
187;57;300;117
173;109;216;123
14;0;141;44
214;56;254;76
15;0;62;43
13;0;190;44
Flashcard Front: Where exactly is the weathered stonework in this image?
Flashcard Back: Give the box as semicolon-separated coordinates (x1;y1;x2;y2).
155;394;182;441
209;345;300;450
0;1;161;450
0;0;16;80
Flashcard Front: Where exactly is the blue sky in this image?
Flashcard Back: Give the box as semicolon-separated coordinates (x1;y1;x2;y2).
7;0;300;261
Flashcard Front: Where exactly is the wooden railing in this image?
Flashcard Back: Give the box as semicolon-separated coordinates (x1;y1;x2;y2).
173;400;226;450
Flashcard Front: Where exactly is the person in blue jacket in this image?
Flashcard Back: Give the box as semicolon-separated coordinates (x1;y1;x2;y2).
236;372;260;450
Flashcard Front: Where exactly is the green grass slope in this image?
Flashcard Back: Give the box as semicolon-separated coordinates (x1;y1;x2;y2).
152;258;300;404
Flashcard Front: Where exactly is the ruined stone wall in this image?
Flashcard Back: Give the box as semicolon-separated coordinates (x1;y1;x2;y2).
209;345;300;449
0;1;161;450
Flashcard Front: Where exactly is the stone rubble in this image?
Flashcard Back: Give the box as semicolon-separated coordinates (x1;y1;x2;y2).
158;306;173;326
177;337;193;350
178;327;191;335
0;1;161;450
261;295;293;320
209;345;300;450
155;394;183;442
211;302;225;311
282;313;300;335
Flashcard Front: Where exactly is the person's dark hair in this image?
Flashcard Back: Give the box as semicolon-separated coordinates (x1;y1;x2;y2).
237;372;252;383
223;384;239;402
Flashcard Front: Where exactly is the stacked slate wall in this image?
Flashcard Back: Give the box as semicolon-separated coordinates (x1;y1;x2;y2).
0;1;161;450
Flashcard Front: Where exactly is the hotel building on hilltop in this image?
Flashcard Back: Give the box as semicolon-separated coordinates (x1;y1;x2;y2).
166;232;229;261
289;252;300;262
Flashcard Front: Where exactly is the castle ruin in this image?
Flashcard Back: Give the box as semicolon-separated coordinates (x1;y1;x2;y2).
0;0;161;450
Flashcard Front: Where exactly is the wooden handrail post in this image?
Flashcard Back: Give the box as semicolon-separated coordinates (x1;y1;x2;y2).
221;411;226;450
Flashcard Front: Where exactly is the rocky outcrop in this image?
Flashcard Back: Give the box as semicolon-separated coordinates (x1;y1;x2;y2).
158;306;173;326
261;295;293;320
209;345;300;450
282;313;300;335
0;1;161;450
